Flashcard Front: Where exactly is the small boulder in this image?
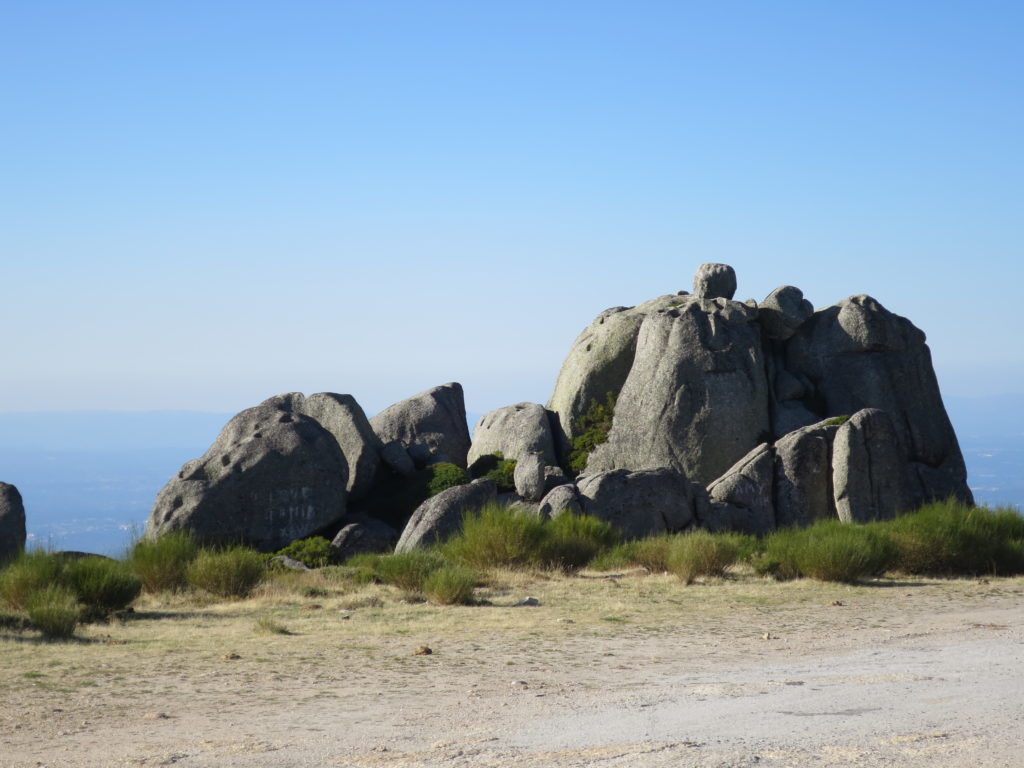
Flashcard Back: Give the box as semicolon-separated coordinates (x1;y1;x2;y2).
692;263;737;300
513;452;546;502
704;444;775;535
330;517;398;561
467;403;558;466
370;383;472;468
543;465;572;493
576;468;696;539
537;483;583;520
0;483;26;564
395;479;497;553
379;440;416;477
759;286;814;341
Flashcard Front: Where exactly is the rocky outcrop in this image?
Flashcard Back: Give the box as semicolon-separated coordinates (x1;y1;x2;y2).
513;452;546;502
773;420;841;527
261;392;382;501
330;517;398;561
370;383;471;468
759;285;814;341
703;444;775;535
576;468;698;539
692;262;737;300
585;296;771;485
0;483;26;564
395;478;497;553
546;294;685;450
146;405;348;551
832;409;913;522
467;403;558;467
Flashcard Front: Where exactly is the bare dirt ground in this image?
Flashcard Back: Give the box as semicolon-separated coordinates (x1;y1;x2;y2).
2;572;1023;768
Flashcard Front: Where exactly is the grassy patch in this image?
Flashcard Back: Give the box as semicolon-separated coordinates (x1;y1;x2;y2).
129;531;200;593
666;530;743;584
186;547;267;599
757;520;895;583
25;585;80;639
568;393;616;475
442;504;548;569
423;566;478;605
63;556;141;621
275;536;336;568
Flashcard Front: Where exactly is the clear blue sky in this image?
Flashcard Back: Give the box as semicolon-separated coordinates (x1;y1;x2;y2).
2;1;1022;418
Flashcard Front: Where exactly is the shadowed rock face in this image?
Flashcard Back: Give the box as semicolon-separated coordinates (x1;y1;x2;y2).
395;478;497;553
0;482;26;564
577;468;700;539
146;405;348;551
585;296;771;486
370;383;471;469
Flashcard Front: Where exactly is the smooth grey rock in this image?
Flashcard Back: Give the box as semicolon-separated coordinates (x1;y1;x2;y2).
0;483;26;564
467;403;558;466
370;383;471;468
576;468;695;539
379;440;416;477
759;285;814;341
271;555;310;571
261;391;382;501
146;405;348;552
787;295;971;506
692;263;737;300
537;483;583;520
585;297;771;485
543;465;572;493
513;452;546;502
705;444;775;535
395;478;497;553
832;409;913;523
546;295;684;449
330;517;397;561
774;420;841;527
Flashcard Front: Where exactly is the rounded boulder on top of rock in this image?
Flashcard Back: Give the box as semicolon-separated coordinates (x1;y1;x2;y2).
0;482;26;565
692;263;737;300
759;285;814;341
370;383;471;469
467;402;558;467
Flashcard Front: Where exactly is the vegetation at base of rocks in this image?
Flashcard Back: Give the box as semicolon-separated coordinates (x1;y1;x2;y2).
0;549;66;610
666;530;745;585
568;393;616;475
275;536;337;569
347;550;447;595
469;452;517;492
823;414;850;427
755;520;896;583
24;585;81;639
591;535;675;572
186;547;267;599
540;513;621;571
423;566;478;605
129;530;200;593
61;556;142;622
426;462;470;497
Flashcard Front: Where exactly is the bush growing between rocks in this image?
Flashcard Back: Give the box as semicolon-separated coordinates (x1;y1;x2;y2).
757;520;895;583
442;504;548;569
427;462;470;496
186;547;267;598
25;585;81;639
469;453;517;492
129;531;199;593
275;536;336;568
568;393;616;474
540;513;621;572
352;550;447;595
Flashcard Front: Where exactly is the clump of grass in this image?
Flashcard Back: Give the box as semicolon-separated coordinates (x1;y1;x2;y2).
254;615;291;635
568;393;616;475
367;551;446;594
186;547;266;598
442;504;547;569
468;452;517;492
757;520;895;583
666;530;742;584
590;535;675;572
63;556;141;621
885;499;1024;576
0;550;66;610
275;536;336;568
540;513;621;571
25;585;80;639
129;531;199;593
427;462;470;496
423;566;478;605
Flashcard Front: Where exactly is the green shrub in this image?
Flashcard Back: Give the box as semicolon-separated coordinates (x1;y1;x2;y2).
469;452;516;491
427;462;470;496
129;531;200;593
275;536;336;568
0;550;66;610
186;547;267;598
885;499;1024;576
666;530;741;584
568;393;616;475
371;550;446;594
823;415;850;427
423;566;478;605
758;521;895;583
63;556;142;620
540;514;621;571
591;535;675;572
25;585;80;639
442;504;547;569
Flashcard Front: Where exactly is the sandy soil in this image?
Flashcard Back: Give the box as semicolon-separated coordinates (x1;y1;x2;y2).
2;575;1023;768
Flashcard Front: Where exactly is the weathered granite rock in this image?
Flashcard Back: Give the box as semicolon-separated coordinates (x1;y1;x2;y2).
704;444;775;535
759;285;814;341
467;403;558;466
379;440;416;477
692;263;737;300
395;478;497;553
370;383;471;468
330;517;397;561
585;296;771;485
146;405;348;551
513;452;546;502
537;483;583;520
576;468;696;539
546;295;684;448
261;391;382;501
833;409;913;523
787;295;971;506
773;420;841;527
0;483;26;564
543;465;572;493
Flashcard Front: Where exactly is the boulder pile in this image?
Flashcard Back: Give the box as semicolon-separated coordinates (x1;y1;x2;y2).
144;264;972;553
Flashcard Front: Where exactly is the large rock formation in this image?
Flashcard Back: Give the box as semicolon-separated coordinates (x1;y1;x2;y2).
261;392;382;501
773;420;841;527
0;482;26;564
467;403;558;467
370;383;471;468
704;443;775;535
832;409;913;522
147;405;349;551
395;478;497;553
585;296;771;485
576;468;699;539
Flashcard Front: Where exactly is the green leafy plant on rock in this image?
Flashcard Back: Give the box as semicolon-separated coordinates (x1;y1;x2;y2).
568;393;616;475
275;536;337;568
426;462;470;497
469;452;517;492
